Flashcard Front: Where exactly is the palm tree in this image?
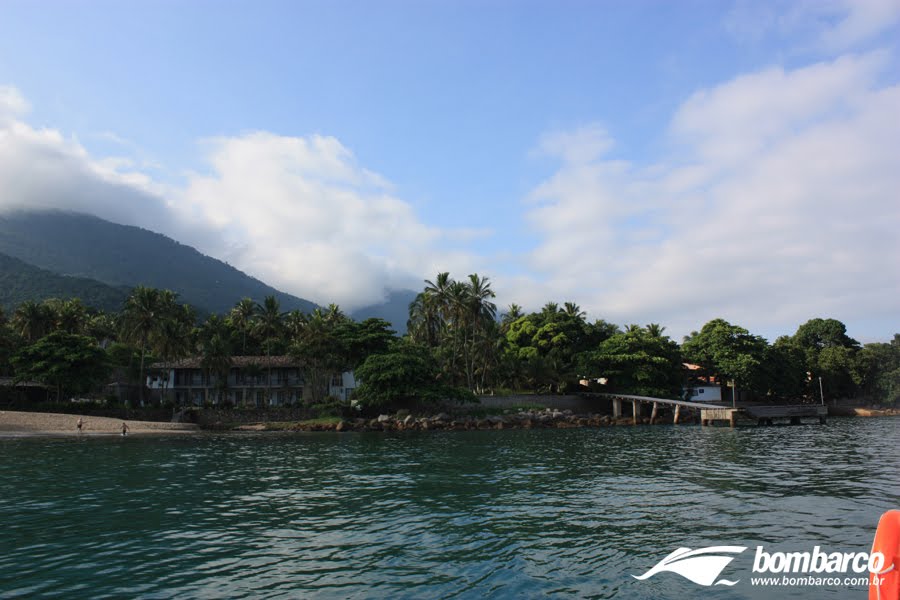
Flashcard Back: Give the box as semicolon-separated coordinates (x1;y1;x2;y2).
501;303;524;327
408;292;441;347
13;300;53;343
45;298;89;334
121;286;161;406
198;315;233;406
229;297;256;354
542;302;561;316
87;311;118;347
154;304;195;409
424;272;453;308
563;302;586;320
283;310;308;342
254;295;284;405
646;323;666;338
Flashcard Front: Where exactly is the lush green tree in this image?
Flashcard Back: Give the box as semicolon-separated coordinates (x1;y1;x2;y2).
121;286;162;405
44;298;90;335
501;303;524;330
12;300;54;343
0;316;18;376
254;295;285;354
579;325;683;398
229;297;257;355
793;318;859;353
289;308;349;404
762;337;809;400
407;272;497;392
682;318;769;394
791;318;860;399
154;303;196;405
340;318;397;368
856;336;900;405
87;311;118;347
12;332;109;401
501;303;600;392
254;295;285;403
197;315;234;405
354;341;475;410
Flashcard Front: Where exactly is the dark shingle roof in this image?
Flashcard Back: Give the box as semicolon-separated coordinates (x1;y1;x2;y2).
151;356;301;369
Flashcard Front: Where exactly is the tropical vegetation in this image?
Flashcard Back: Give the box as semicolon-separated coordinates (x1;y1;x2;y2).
0;274;897;411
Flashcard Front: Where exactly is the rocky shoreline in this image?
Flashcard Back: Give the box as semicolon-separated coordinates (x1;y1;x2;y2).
235;408;701;433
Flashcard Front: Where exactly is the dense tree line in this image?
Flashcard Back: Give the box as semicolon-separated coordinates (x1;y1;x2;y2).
0;288;395;407
0;275;897;409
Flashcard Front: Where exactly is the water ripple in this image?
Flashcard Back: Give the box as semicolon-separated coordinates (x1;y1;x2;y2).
1;418;898;599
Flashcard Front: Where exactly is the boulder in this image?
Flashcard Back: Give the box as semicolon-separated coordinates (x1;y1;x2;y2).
377;414;391;423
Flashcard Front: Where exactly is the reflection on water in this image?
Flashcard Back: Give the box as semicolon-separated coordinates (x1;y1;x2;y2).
1;418;897;598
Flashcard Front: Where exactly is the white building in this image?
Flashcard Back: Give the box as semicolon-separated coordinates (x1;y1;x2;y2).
684;384;722;402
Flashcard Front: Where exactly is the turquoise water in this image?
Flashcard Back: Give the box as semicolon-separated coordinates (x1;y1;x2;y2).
1;418;898;599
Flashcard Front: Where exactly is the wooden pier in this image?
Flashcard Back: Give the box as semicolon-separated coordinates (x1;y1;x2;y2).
591;393;827;427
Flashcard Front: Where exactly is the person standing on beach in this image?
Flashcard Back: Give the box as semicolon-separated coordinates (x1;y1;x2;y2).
121;422;129;436
76;417;84;432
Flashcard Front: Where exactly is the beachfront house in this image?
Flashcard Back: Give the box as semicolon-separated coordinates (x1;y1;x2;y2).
682;362;723;402
147;356;356;407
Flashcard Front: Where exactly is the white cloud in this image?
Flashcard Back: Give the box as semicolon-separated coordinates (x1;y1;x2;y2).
0;85;30;122
515;53;900;339
533;123;614;164
179;131;475;309
726;0;900;52
0;94;476;310
0;113;175;231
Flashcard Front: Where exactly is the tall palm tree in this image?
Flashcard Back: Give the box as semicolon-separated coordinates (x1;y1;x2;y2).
283;310;308;342
408;292;441;347
13;300;53;343
563;302;586;320
198;315;233;406
646;323;666;338
87;311;118;347
229;297;256;354
45;298;89;334
154;303;195;408
542;302;561;316
502;303;524;327
254;295;284;405
121;286;161;406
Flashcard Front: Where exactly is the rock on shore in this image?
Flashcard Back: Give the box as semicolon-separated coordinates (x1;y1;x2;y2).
242;407;699;433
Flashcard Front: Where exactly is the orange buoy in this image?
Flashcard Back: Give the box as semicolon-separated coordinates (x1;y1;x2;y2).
871;510;900;600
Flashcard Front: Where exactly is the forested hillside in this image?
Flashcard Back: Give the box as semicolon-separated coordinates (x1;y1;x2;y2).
0;211;317;315
0;252;128;312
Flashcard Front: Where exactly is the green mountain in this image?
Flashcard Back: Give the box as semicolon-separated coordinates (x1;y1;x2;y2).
0;211;317;315
0;251;129;312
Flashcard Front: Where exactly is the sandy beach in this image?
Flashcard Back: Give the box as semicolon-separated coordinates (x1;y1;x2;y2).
0;410;200;435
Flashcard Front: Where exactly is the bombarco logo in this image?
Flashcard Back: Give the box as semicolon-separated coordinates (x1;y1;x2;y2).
632;546;747;586
752;546;885;574
633;545;889;587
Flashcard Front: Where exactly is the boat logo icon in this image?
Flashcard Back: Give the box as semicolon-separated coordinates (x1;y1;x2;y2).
632;546;748;586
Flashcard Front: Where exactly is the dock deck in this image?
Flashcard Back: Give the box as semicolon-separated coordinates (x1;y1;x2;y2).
591;393;828;427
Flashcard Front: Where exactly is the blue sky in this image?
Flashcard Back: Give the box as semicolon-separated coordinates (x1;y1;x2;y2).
0;0;898;341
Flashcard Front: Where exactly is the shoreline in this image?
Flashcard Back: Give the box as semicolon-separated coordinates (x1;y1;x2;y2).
0;410;200;436
3;406;896;436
